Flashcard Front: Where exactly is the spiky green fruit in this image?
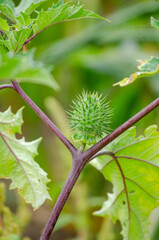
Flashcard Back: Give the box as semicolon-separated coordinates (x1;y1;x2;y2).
68;91;112;145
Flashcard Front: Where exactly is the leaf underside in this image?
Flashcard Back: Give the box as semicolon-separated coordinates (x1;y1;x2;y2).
0;107;51;209
91;125;159;240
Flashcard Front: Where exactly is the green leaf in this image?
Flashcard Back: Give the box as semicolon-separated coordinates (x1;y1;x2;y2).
0;0;15;10
14;12;34;31
15;0;46;16
0;107;51;209
33;1;107;35
0;50;59;90
0;12;34;53
1;28;32;53
0;12;35;52
92;125;159;240
114;56;159;87
151;17;159;31
0;1;106;52
53;0;64;8
0;17;9;31
0;0;15;22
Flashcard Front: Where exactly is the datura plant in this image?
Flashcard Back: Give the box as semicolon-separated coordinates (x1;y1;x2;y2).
68;91;112;145
0;0;159;240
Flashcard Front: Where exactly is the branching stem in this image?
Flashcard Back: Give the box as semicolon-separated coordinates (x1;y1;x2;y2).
40;97;159;239
11;81;77;156
1;82;159;239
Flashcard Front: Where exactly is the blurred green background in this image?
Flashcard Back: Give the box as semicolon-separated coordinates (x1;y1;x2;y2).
0;0;159;239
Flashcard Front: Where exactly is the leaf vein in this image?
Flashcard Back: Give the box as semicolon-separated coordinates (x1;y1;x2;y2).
0;131;37;202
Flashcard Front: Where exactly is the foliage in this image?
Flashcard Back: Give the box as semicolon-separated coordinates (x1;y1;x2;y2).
0;0;103;207
0;107;50;209
37;0;159;134
114;15;159;87
0;50;58;89
0;0;159;239
91;125;159;240
0;0;105;89
38;1;159;65
0;0;105;53
114;57;159;87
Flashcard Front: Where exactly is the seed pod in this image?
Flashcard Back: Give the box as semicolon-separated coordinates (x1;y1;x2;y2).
68;91;112;145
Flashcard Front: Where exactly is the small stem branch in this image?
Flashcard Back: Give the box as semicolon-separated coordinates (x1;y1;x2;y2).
23;18;88;46
89;150;112;161
84;97;159;161
11;81;77;155
40;154;86;240
23;21;66;46
0;84;14;90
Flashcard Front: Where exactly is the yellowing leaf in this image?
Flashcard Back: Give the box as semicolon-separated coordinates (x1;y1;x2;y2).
114;57;159;87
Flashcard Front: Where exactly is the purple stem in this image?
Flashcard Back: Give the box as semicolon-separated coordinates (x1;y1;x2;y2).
1;82;158;239
84;97;159;161
40;152;86;240
40;97;159;239
0;84;14;90
11;81;77;156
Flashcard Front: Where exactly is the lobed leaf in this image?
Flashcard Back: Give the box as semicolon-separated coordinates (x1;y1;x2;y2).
1;28;32;53
0;50;59;90
0;0;46;19
92;125;159;240
0;0;106;52
0;12;34;53
14;12;34;31
114;57;159;87
0;107;51;209
33;1;107;35
15;0;46;16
